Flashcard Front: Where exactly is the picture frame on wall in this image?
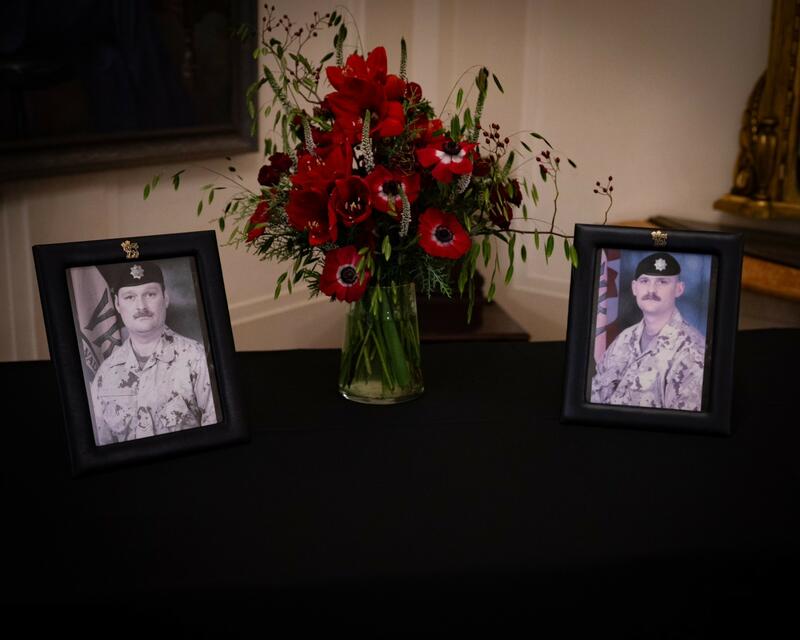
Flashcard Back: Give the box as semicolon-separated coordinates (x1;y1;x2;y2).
33;231;247;475
0;0;258;181
561;224;744;435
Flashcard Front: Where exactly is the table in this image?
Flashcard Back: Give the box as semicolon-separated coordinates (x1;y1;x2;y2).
2;330;799;634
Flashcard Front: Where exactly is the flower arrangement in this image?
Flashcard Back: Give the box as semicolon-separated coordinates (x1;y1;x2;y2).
147;8;612;402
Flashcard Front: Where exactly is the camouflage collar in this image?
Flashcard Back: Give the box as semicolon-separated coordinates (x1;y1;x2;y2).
631;308;685;356
104;326;177;369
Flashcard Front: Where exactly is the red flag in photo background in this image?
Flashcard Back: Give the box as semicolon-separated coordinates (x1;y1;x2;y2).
69;266;123;382
594;248;620;367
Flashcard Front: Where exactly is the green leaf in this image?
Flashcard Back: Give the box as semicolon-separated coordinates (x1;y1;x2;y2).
476;67;489;93
458;262;469;294
530;182;539;205
507;233;516;262
143;183;151;200
534;229;540;249
252;47;261;60
564;238;571;261
152;175;160;190
530;132;553;148
521;141;532;152
456;88;463;109
171;170;184;191
522;203;528;220
545;234;554;262
463;108;473;131
450;115;461;140
568;158;577;169
504;263;514;285
382;235;392;261
487;281;496;302
520;244;527;262
197;199;203;216
492;73;504;93
208;190;215;204
218;217;225;232
482;236;491;267
247;100;255;120
501;150;515;177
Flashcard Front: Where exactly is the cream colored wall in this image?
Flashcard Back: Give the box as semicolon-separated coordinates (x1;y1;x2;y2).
0;0;774;360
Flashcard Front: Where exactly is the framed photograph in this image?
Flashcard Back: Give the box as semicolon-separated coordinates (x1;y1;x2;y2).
0;0;257;181
33;231;247;475
561;224;743;435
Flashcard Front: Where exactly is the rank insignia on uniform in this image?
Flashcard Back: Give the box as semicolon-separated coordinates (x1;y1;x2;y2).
130;264;145;280
654;258;667;271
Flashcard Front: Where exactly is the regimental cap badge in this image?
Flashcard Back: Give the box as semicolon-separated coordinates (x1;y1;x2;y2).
106;261;165;293
651;230;668;247
635;252;681;278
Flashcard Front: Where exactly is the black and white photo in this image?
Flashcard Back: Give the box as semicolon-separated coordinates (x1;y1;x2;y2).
67;257;221;446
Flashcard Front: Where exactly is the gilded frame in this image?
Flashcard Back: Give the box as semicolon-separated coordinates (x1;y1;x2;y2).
715;0;800;220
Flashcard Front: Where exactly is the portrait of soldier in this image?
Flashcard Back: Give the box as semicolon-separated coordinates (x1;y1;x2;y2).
590;252;707;412
89;261;217;445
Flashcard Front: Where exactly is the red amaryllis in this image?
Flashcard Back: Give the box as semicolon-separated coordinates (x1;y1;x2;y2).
417;139;476;184
257;152;293;186
246;201;270;242
489;179;523;229
418;208;472;259
384;74;406;101
325;48;387;134
291;152;349;193
411;115;444;147
365;166;420;216
319;245;371;302
329;176;372;227
327;47;388;89
372;100;405;138
286;188;338;245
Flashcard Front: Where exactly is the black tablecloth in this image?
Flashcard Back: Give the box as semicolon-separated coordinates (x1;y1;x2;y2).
2;329;799;634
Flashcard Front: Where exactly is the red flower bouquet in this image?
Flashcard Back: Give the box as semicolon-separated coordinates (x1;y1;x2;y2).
147;9;612;403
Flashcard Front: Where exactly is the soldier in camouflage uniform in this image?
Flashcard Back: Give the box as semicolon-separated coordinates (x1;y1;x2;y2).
591;252;706;412
90;262;217;446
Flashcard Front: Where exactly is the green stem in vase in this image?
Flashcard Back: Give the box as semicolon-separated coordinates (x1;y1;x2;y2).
379;286;411;389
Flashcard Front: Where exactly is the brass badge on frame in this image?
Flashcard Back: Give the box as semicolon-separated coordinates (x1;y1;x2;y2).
651;230;668;248
121;240;140;259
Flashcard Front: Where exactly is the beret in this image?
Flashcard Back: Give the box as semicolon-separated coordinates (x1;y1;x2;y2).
634;252;681;279
107;262;165;293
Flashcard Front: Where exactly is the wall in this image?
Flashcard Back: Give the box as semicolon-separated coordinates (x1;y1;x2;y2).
0;0;774;360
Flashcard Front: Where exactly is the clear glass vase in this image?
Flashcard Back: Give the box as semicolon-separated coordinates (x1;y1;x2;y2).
339;283;424;404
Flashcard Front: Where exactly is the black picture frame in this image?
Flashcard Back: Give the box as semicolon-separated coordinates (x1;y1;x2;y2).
0;0;258;182
33;230;247;475
561;224;743;435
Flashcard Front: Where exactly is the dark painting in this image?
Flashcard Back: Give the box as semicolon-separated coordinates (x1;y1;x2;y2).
0;0;257;180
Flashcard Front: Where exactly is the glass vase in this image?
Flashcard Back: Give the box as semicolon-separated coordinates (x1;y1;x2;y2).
339;283;424;404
